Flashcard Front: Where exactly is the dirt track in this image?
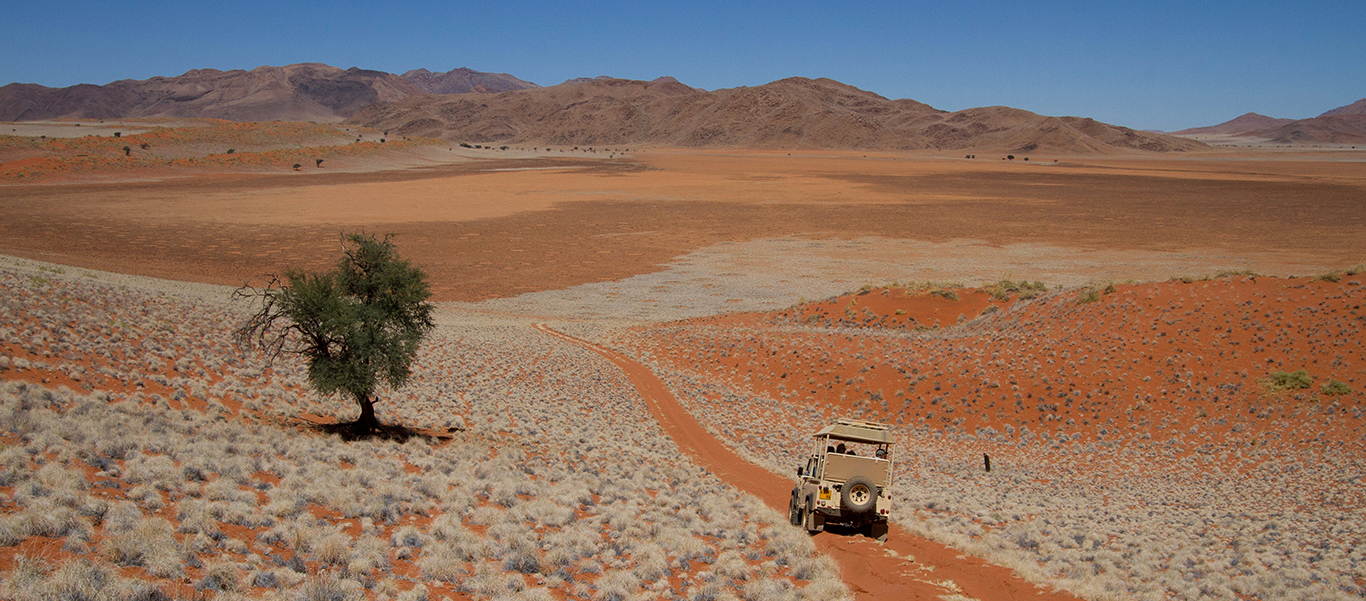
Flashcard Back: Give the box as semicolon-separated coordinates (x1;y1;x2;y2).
536;324;1079;601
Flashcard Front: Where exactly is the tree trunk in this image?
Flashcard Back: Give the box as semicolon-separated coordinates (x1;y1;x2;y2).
357;394;378;434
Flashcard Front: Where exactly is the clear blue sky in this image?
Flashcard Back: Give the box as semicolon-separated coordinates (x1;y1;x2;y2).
2;0;1362;131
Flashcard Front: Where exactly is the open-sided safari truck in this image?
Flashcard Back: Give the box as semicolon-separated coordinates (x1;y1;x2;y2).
789;419;893;541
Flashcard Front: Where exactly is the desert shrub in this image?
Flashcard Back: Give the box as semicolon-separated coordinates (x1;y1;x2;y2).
713;549;753;582
391;524;428;548
0;515;29;546
312;531;352;566
102;500;142;533
462;560;526;597
101;516;179;570
36;462;86;491
6;557;170;601
1320;379;1353;395
503;540;543;574
593;570;641;601
197;560;241;593
930;289;960;301
296;573;365;601
743;578;798;601
1077;289;1101;304
1264;369;1313;392
349;534;391;574
419;542;468;582
632;543;670;581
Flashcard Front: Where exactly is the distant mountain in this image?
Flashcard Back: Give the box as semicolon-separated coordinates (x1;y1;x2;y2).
1254;114;1366;144
1171;113;1295;136
400;68;539;95
347;76;1204;153
1319;98;1366;117
1171;99;1366;145
0;63;422;123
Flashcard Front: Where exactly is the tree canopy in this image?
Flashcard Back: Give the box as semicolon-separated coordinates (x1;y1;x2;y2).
234;233;435;434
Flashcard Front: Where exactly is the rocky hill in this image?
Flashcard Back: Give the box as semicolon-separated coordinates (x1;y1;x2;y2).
347;76;1202;153
400;67;539;94
0;63;422;123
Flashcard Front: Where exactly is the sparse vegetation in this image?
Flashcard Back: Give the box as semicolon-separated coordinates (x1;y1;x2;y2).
0;260;849;601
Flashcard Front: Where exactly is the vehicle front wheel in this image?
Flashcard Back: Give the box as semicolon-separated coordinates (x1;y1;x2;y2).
788;490;802;526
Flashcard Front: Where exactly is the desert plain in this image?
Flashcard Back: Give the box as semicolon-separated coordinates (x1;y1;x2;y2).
1;122;1364;601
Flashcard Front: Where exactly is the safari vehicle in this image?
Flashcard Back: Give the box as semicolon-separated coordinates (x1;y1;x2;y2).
789;418;893;541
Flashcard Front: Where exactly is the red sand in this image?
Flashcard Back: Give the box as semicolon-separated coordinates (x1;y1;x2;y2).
627;273;1366;469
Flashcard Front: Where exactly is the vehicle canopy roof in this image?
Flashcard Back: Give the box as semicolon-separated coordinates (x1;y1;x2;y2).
813;419;894;445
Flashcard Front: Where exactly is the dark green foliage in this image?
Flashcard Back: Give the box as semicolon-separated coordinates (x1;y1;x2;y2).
234;233;435;434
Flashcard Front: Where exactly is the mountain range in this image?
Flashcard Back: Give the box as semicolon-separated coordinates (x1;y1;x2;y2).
346;75;1202;153
2;62;1359;150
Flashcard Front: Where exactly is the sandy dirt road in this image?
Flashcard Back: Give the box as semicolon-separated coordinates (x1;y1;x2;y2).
535;324;1078;601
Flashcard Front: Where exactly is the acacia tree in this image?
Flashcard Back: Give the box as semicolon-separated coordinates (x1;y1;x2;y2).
234;233;435;434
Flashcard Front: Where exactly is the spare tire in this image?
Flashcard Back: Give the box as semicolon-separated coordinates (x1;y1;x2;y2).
842;475;877;514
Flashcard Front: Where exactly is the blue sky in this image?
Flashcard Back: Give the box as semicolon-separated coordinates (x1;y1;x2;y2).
1;0;1361;131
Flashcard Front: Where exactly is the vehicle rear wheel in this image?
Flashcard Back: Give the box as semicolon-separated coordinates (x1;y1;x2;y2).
842;475;877;514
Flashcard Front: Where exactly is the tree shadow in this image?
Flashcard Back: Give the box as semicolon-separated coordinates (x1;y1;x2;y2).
307;420;454;443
